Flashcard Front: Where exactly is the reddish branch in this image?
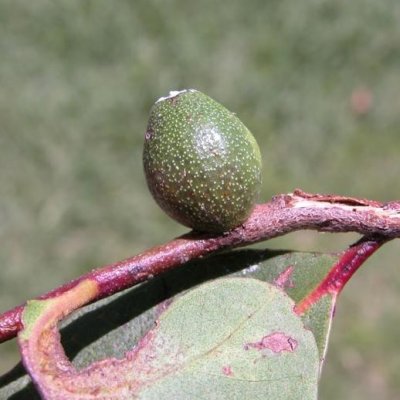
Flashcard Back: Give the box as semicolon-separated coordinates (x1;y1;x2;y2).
294;235;388;315
1;190;399;343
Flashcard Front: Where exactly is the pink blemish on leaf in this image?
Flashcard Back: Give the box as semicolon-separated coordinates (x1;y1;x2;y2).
273;265;295;289
155;299;173;317
222;365;234;376
244;332;298;353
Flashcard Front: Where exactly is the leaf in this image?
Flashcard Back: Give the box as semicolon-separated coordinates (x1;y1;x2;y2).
131;278;320;400
248;252;338;361
19;278;320;399
0;249;338;399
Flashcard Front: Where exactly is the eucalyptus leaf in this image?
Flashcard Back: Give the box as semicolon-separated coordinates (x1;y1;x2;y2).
135;278;319;400
0;249;338;399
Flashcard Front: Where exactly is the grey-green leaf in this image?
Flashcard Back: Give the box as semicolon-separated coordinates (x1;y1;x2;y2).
0;249;337;399
135;278;319;400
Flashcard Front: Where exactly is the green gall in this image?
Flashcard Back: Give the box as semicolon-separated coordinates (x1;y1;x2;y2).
143;89;262;233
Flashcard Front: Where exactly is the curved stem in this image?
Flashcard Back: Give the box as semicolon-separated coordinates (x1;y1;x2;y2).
294;235;388;315
1;190;399;343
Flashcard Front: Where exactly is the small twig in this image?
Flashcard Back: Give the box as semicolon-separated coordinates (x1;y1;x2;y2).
294;235;388;315
1;190;399;343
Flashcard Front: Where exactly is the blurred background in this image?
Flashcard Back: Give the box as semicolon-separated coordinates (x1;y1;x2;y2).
0;0;399;398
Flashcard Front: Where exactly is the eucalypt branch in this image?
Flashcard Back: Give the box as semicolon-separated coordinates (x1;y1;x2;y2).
0;189;399;345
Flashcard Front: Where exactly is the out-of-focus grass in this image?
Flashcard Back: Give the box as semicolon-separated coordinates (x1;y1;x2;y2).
0;1;399;398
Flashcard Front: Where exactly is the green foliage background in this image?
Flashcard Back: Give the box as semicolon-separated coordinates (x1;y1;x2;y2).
0;1;399;398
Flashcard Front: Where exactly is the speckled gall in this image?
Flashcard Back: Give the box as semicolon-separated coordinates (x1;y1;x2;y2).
143;89;262;233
